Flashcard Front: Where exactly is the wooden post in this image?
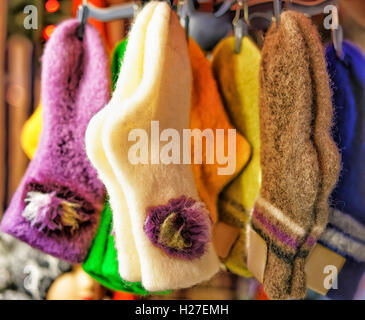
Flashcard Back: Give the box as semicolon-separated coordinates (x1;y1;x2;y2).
0;1;7;216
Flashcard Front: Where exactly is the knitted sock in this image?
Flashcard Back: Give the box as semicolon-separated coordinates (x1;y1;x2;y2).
85;2;158;282
1;19;109;263
188;38;251;225
102;3;220;291
212;36;261;277
250;11;339;299
319;41;365;299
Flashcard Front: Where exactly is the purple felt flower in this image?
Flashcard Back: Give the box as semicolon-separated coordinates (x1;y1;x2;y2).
22;190;91;234
143;196;211;260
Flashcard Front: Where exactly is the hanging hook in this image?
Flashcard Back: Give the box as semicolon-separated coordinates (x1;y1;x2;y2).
243;0;249;27
331;5;343;59
233;0;248;54
323;4;343;59
273;0;281;30
178;0;189;40
215;0;235;18
77;1;89;41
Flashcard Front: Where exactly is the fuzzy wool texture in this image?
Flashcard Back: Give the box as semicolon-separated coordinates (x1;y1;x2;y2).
188;39;250;225
1;19;108;263
85;2;160;283
251;11;340;299
212;36;261;277
101;3;220;291
319;41;365;300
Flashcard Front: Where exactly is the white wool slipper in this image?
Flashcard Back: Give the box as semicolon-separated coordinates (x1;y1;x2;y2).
102;2;220;291
84;1;159;282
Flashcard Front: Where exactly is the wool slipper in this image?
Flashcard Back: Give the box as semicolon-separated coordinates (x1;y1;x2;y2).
188;38;251;225
102;3;220;291
249;11;338;299
319;41;365;299
1;19;109;263
19;37;158;294
292;15;340;297
84;37;169;295
85;1;159;282
212;36;261;277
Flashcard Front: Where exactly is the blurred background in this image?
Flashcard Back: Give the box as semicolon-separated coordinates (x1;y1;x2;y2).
0;0;364;300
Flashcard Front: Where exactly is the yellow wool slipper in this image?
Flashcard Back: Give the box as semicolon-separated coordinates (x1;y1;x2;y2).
21;105;42;159
212;36;261;277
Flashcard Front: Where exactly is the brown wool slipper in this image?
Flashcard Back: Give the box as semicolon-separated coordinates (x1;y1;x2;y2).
251;11;322;300
250;11;340;299
289;11;341;296
295;11;341;246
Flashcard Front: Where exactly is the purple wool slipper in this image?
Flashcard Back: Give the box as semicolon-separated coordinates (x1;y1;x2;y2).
1;19;109;263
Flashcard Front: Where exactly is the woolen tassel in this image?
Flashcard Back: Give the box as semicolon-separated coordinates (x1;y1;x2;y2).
1;19;109;263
